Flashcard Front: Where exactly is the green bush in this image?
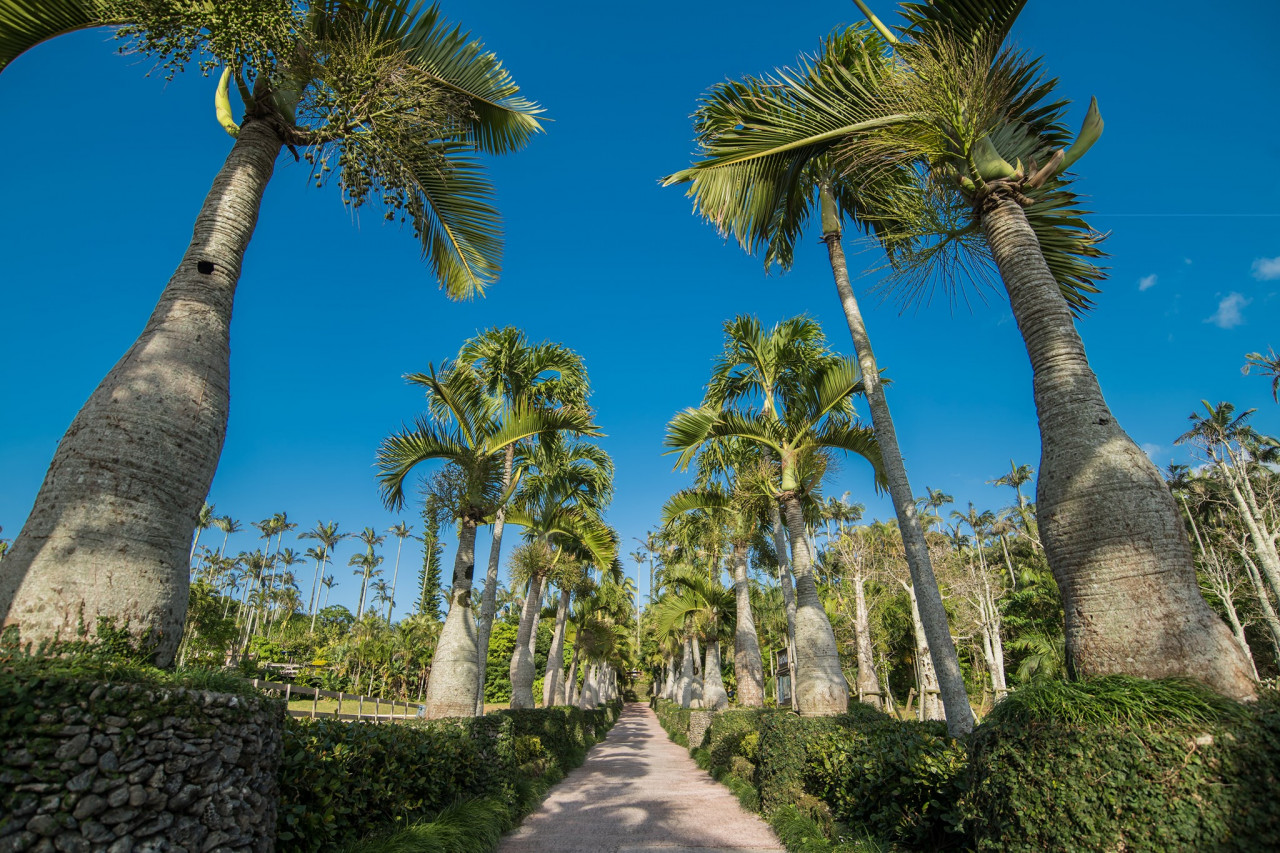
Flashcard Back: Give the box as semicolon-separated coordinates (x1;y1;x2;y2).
704;708;765;782
962;678;1280;852
276;715;517;851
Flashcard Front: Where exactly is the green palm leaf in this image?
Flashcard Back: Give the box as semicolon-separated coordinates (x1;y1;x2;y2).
376;419;472;509
0;0;101;74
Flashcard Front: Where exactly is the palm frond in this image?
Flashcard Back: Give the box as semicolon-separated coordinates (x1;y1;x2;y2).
359;0;542;153
375;419;471;510
0;0;101;73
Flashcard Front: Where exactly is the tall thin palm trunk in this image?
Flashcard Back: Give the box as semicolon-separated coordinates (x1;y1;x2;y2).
982;196;1255;698
822;188;973;733
781;494;848;715
423;517;480;718
543;587;570;706
0;120;284;665
904;583;943;721
731;543;765;706
474;445;516;714
852;572;880;709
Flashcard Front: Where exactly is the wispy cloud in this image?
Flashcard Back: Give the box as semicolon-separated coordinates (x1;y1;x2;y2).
1205;292;1251;329
1138;274;1158;291
1253;256;1280;280
1141;443;1163;462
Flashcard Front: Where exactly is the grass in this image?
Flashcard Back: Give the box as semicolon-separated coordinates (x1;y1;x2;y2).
336;797;509;853
985;675;1251;729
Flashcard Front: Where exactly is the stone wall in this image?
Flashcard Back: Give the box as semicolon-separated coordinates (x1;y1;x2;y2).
0;678;284;853
688;710;713;750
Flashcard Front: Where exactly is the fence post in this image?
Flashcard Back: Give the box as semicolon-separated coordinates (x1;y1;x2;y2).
311;689;318;719
337;692;343;718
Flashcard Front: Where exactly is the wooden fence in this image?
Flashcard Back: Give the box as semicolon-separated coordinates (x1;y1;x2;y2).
250;679;419;723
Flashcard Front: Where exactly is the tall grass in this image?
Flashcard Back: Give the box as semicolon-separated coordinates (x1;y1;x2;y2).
336;798;509;853
986;675;1250;729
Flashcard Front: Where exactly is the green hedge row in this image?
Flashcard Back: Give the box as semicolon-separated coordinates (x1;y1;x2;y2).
653;699;692;747
659;680;1280;852
278;701;623;852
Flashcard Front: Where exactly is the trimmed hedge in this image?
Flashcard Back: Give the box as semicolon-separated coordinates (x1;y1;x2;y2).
278;702;623;852
659;682;1280;852
962;680;1280;852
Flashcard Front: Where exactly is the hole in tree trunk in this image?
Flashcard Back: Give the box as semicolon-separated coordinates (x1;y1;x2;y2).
197;261;215;274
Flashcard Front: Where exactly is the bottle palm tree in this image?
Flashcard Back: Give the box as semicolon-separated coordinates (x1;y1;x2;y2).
376;363;597;718
0;0;544;664
666;0;1254;700
653;566;735;710
668;353;884;716
452;327;590;713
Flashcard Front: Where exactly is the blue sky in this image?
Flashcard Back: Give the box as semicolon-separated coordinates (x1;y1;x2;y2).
2;0;1277;620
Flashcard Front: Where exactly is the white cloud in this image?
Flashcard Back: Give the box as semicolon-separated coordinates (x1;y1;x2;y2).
1141;443;1162;462
1138;274;1158;291
1184;258;1193;265
1253;256;1280;280
1205;292;1251;329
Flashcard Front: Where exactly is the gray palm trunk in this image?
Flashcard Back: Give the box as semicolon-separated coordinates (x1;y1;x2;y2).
768;502;801;711
386;536;405;622
690;636;704;706
0;120;284;665
578;663;598;708
781;495;848;715
1239;546;1280;662
902;582;943;721
731;543;765;706
509;574;543;708
852;572;881;710
543;586;570;706
702;640;729;710
677;637;695;708
1218;458;1280;601
981;196;1255;699
424;517;480;718
823;198;973;733
474;445;515;714
565;637;581;706
1181;506;1258;678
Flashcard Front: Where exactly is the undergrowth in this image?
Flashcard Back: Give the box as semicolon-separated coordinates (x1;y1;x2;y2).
336;797;508;853
985;675;1250;728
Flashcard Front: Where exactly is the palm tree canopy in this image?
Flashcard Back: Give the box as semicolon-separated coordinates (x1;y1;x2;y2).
10;0;543;296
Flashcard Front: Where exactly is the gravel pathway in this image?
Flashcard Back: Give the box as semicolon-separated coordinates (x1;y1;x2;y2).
499;702;783;853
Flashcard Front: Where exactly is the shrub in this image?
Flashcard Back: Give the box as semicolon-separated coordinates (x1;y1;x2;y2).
276;715;518;851
654;699;692;747
756;708;966;850
962;678;1280;852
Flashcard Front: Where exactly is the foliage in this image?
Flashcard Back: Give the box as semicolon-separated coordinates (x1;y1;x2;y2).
963;685;1280;851
336;796;509;853
278;701;620;852
653;698;692;747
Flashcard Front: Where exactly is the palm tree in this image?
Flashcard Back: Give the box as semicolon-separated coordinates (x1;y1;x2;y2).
668;353;884;716
190;502;216;573
668;1;1254;700
385;522;415;622
0;0;543;664
1243;348;1280;403
662;476;766;708
504;433;616;709
653;566;735;711
376;363;597;718
300;520;347;632
453;327;590;713
213;516;241;558
351;527;386;618
664;25;981;735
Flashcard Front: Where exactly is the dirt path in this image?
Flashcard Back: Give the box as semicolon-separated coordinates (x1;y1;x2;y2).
499;702;783;853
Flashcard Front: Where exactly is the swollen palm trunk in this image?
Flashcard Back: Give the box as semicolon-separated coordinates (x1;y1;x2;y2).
782;496;849;715
424;520;481;717
677;638;694;708
509;574;542;709
731;544;765;706
702;641;729;710
543;587;570;706
0;121;283;664
981;196;1255;699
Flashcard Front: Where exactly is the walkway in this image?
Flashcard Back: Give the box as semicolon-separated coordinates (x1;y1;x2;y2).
499;702;783;853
